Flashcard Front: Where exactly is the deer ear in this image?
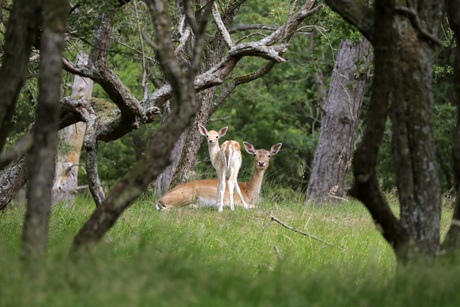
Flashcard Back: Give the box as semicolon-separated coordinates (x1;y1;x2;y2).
219;126;228;137
198;124;207;136
243;141;256;155
270;143;282;156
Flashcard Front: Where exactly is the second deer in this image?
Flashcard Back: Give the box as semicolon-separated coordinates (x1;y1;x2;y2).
198;124;248;212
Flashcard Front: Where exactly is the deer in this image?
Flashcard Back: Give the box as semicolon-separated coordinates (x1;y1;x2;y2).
155;142;282;211
197;124;247;212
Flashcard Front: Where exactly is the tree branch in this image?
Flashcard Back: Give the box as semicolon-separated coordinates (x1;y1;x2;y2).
82;106;105;207
212;2;234;49
71;0;214;251
265;214;347;250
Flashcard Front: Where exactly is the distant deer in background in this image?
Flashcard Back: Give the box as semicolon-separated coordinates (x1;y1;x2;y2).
155;142;282;211
198;124;247;212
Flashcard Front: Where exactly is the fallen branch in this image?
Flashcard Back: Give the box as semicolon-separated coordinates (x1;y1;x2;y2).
265;214;347;250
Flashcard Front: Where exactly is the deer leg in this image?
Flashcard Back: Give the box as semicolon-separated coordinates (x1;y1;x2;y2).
227;177;235;211
217;169;226;213
229;166;248;210
234;181;248;209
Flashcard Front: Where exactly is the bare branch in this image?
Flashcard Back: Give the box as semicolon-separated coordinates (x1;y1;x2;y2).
268;215;347;250
212;62;276;113
212;2;234;48
229;24;277;33
79;99;105;206
175;26;191;55
133;0;150;101
189;1;214;76
88;10;145;125
184;1;199;34
260;0;319;45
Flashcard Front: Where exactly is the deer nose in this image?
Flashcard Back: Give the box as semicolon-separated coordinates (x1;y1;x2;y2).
258;161;265;167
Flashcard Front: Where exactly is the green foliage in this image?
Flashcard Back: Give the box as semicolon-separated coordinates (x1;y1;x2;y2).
1;193;460;306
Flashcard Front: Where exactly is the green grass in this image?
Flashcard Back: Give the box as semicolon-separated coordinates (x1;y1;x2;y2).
1;192;459;306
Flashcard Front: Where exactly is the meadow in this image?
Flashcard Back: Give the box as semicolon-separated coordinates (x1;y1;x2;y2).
1;189;460;306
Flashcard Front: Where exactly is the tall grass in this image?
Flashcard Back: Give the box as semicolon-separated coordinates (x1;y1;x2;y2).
1;191;459;306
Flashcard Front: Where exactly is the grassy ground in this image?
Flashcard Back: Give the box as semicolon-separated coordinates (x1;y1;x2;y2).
1;191;459;306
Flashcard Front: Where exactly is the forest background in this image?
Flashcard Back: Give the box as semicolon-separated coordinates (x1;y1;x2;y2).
7;0;455;197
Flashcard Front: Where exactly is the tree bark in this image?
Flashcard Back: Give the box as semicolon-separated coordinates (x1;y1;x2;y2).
71;0;214;251
305;39;371;205
168;89;219;190
52;53;93;205
21;0;68;259
389;3;442;257
154;126;187;195
0;156;27;211
0;0;42;151
329;0;444;260
442;0;460;251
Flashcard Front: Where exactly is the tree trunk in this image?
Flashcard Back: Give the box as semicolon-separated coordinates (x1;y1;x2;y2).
52;53;93;205
0;0;42;151
0;156;27;211
327;0;444;260
168;88;218;189
21;0;68;259
389;8;441;257
154;129;186;195
71;0;214;251
348;1;411;261
305;39;371;205
442;0;460;251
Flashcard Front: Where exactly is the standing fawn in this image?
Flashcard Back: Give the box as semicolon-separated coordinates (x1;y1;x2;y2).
155;142;282;210
198;124;247;212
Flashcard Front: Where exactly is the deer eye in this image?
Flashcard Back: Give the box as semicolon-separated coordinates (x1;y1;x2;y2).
268;155;271;158
216;136;219;139
253;154;256;157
